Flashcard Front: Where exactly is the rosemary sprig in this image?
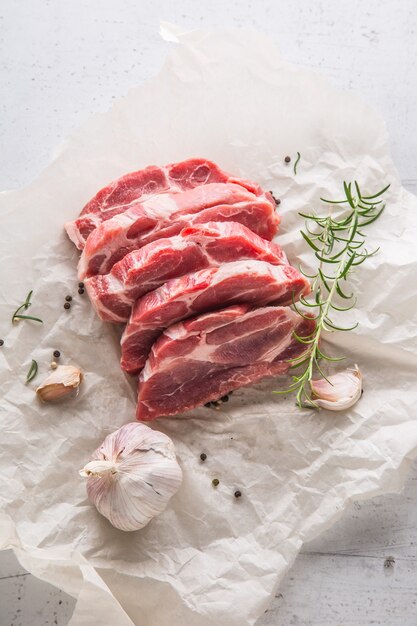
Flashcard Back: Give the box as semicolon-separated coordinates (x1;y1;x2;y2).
276;180;389;408
12;290;43;324
26;359;38;383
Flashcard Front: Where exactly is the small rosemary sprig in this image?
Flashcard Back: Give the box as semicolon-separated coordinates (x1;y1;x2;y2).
12;290;43;324
276;180;390;408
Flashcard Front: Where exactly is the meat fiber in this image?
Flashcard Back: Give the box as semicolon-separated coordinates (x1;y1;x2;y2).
120;260;310;375
78;182;279;278
85;222;288;323
65;158;265;249
136;305;315;420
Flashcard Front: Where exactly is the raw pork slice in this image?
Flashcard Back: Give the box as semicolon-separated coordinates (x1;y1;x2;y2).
136;304;315;420
85;222;288;323
78;182;278;278
65;158;264;249
120;261;310;375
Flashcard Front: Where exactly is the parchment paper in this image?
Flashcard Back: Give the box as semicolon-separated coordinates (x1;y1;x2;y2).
1;24;417;626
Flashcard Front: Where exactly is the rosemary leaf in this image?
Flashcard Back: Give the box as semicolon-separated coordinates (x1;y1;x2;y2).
26;359;38;383
293;151;301;175
13;314;43;323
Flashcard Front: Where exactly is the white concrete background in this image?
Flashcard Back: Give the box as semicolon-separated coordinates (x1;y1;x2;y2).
1;1;417;624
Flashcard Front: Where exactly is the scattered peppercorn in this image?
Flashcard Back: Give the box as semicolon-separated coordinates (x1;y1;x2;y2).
0;339;4;347
212;478;220;487
78;282;84;288
65;295;72;302
64;302;71;310
221;395;229;403
284;155;291;163
78;288;85;295
200;453;207;462
204;402;212;408
269;191;281;206
50;361;58;370
53;350;61;358
234;490;242;498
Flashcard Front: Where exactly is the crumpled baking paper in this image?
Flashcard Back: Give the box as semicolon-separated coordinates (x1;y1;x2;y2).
1;23;417;626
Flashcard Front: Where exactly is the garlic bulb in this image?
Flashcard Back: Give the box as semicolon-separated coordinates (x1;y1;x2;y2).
80;422;182;532
36;365;83;402
310;365;362;411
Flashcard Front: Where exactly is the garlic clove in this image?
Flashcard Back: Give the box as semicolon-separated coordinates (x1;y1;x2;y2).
310;365;362;411
80;422;182;532
36;365;83;402
79;460;116;478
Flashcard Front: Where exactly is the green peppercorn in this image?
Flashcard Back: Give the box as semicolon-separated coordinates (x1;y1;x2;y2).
212;478;219;487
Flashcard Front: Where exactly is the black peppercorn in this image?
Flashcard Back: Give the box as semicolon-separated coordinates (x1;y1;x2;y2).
78;282;84;288
269;191;281;207
234;490;242;498
204;402;212;408
212;478;220;487
0;339;4;346
284;155;291;163
78;288;85;295
221;395;229;403
200;453;207;462
53;350;61;358
65;295;72;302
64;302;71;310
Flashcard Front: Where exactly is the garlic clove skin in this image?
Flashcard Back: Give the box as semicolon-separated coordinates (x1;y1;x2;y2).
310;365;362;411
36;365;83;402
80;422;182;532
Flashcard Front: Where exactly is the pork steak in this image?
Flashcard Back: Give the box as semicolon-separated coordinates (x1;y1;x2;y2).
120;260;310;375
65;158;266;249
85;221;288;323
78;182;279;278
136;304;315;420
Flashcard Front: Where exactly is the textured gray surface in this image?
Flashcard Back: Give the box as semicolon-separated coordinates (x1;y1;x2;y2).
1;0;417;624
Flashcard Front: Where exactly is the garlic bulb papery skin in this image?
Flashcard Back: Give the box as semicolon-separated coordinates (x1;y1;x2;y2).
36;365;83;402
310;365;362;411
79;422;183;532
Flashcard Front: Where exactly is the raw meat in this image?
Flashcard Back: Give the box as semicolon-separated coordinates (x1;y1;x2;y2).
120;260;310;375
78;182;279;278
136;304;316;420
65;158;265;249
85;222;288;323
